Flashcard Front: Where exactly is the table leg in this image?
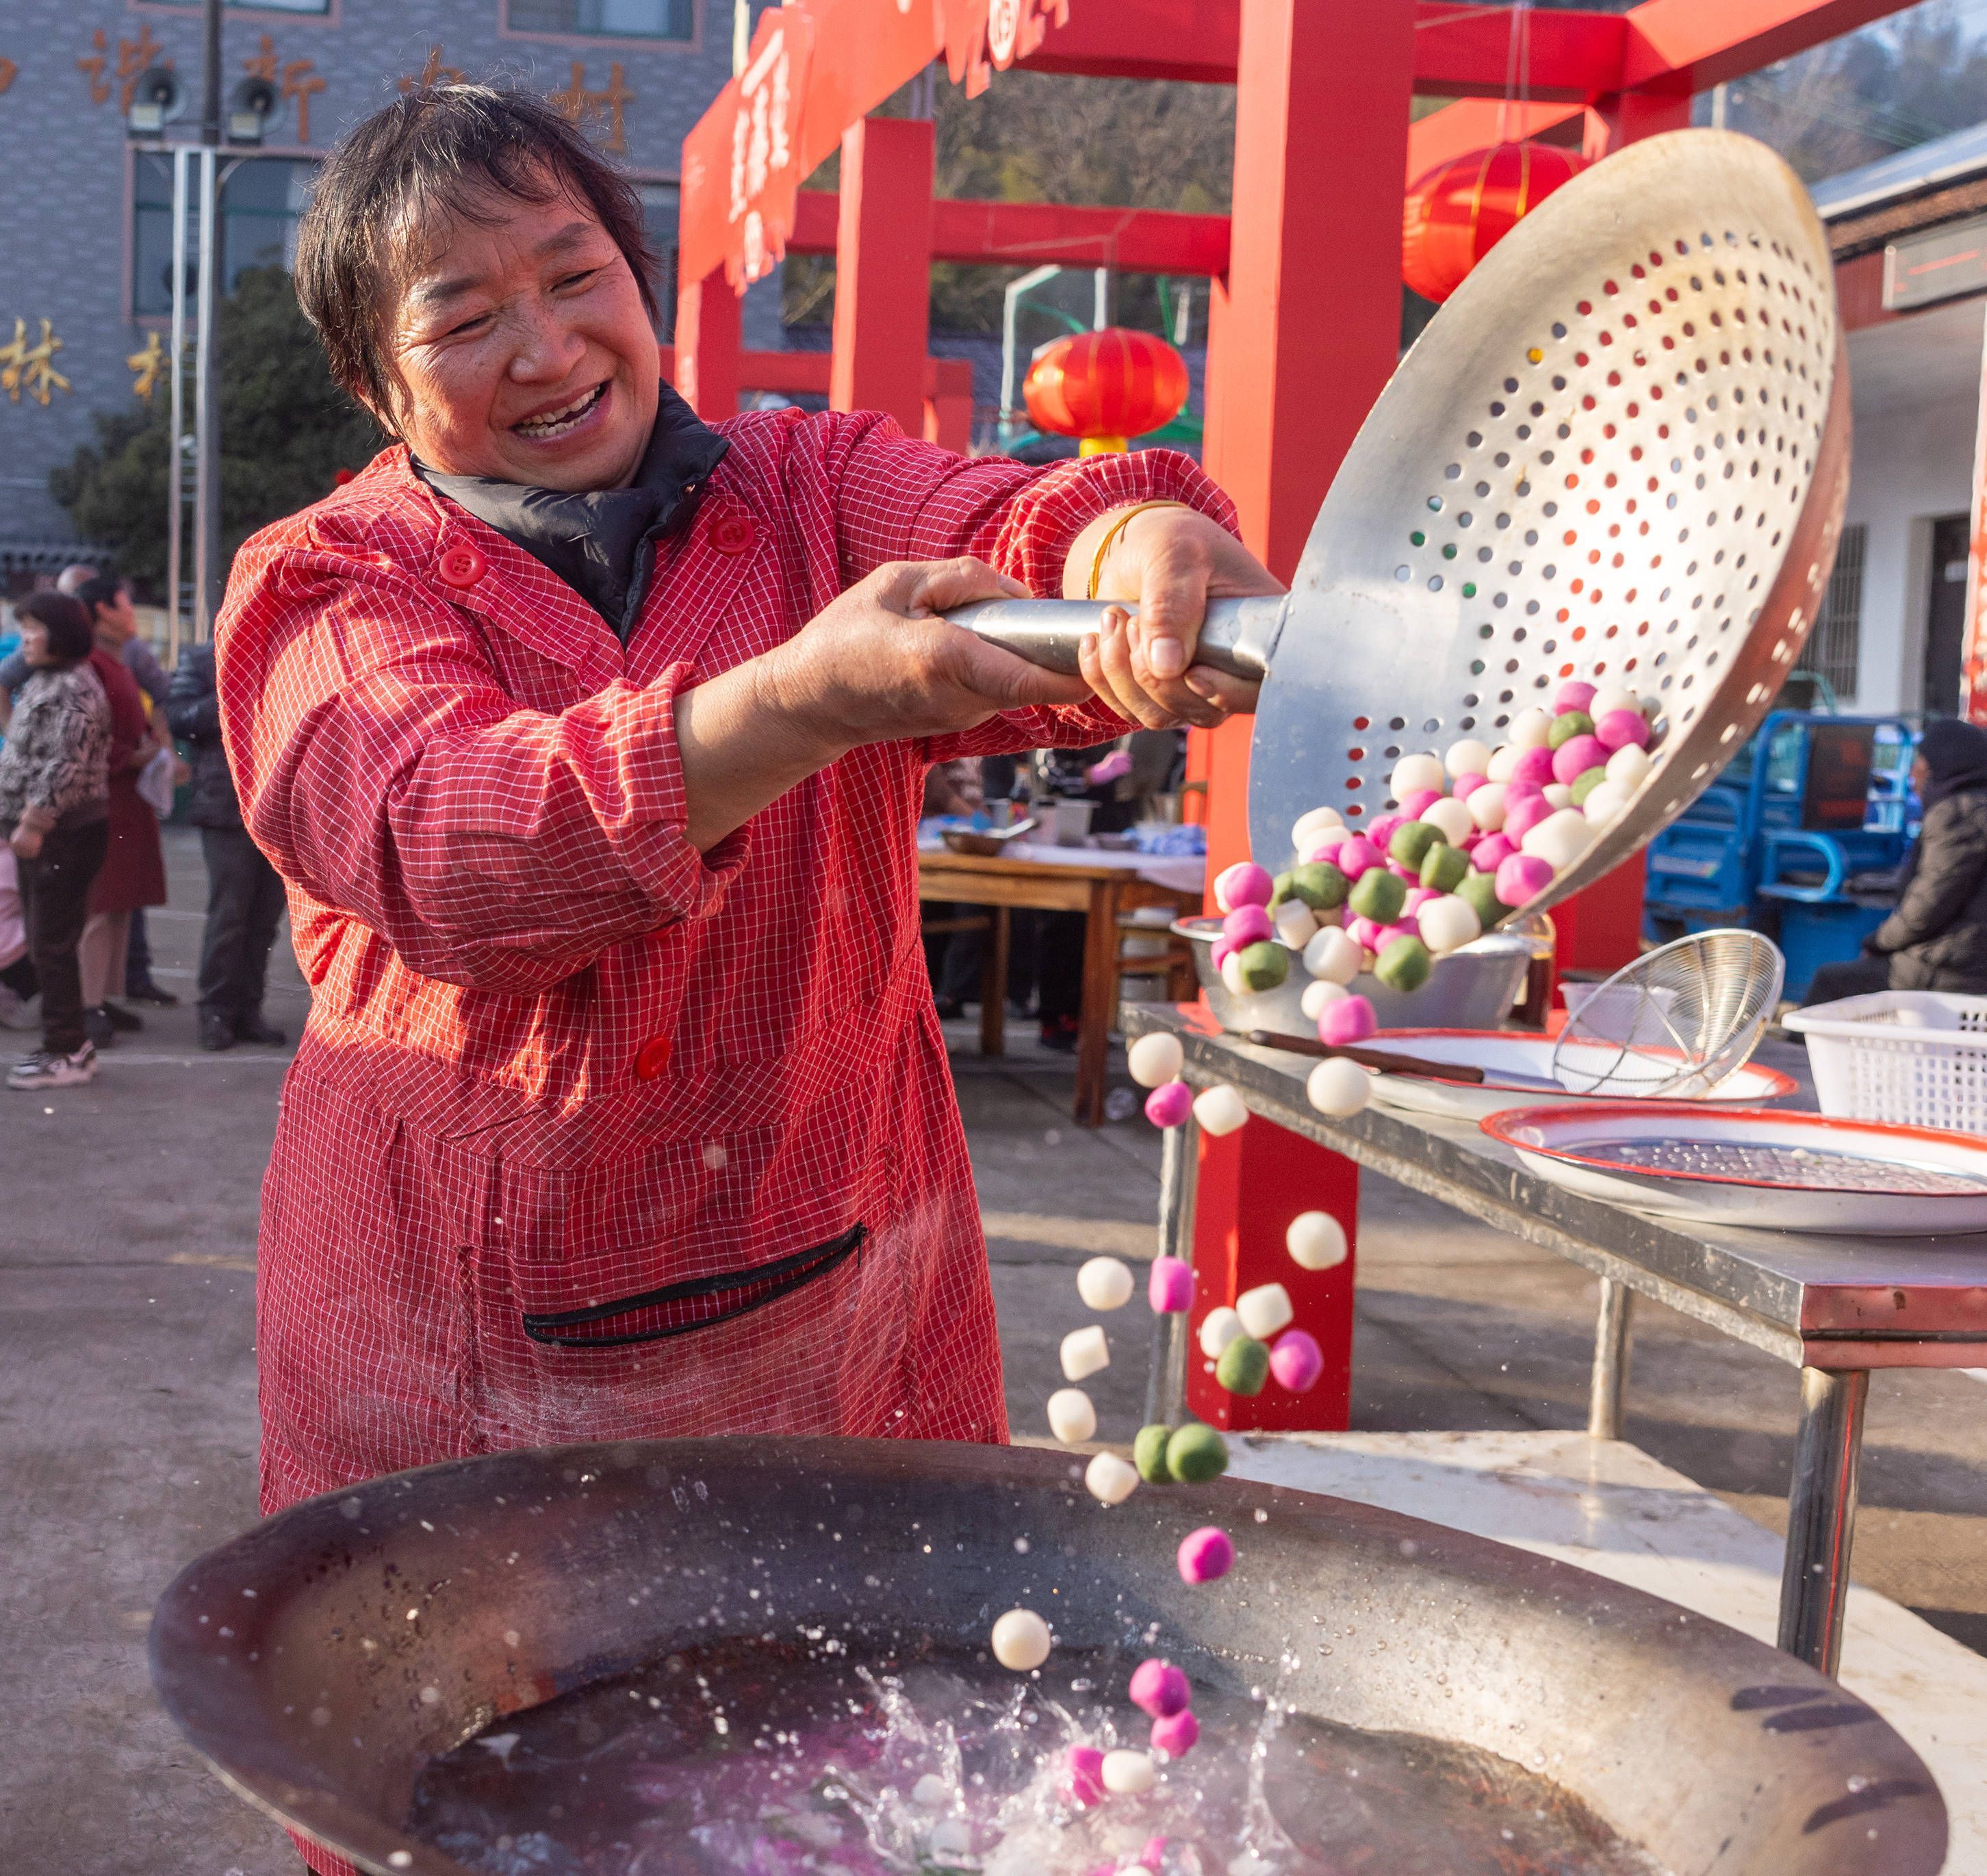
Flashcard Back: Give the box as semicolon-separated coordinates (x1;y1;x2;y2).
1587;1277;1635;1440
1776;1366;1869;1676
980;906;1008;1057
1144;1114;1199;1429
1073;879;1121;1127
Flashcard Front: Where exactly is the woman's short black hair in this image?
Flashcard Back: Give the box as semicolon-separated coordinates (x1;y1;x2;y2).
72;574;128;619
18;593;95;667
293;83;659;428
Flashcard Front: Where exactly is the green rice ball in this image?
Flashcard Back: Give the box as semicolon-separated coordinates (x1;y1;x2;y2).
1374;934;1432;993
1237;940;1290;991
1133;1422;1173;1482
1215;1335;1270;1397
1166;1422;1230;1483
1569;767;1608;806
1347;867;1407;925
1420;843;1470;892
1454;870;1505;930
1387;821;1442;869
1547;710;1594;748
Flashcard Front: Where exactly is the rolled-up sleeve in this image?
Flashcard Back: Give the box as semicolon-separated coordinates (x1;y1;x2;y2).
218;548;746;994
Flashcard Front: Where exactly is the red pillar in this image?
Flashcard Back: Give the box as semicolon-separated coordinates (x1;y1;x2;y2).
830;114;934;433
673;269;740;420
1188;0;1416;1432
1589;86;1692;155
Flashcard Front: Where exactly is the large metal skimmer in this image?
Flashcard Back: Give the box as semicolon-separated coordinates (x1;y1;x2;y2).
951;129;1850;917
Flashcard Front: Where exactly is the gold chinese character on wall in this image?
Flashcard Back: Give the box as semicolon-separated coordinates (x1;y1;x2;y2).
79;25;172;112
549;62;631;156
0;319;72;407
246;34;326;143
127;333;166;402
398;47;465;94
0;57;18;95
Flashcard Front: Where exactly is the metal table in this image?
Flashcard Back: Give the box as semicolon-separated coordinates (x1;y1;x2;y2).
1125;1001;1987;1678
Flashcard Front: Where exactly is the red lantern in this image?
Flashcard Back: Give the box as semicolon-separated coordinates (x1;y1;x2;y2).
1402;141;1587;305
1023;327;1190;455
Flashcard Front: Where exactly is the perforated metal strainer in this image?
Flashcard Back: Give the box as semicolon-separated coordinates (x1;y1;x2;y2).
952;129;1850;921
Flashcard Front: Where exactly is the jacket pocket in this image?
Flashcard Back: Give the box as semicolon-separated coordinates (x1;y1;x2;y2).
520;1221;868;1350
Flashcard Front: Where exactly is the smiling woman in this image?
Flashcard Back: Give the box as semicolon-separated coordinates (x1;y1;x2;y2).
218;90;1276;1876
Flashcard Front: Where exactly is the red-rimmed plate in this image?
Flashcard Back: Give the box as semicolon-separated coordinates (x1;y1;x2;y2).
1480;1104;1987;1234
1366;1030;1797;1123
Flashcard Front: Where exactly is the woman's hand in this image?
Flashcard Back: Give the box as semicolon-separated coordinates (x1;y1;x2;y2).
1066;505;1279;730
9;823;43;862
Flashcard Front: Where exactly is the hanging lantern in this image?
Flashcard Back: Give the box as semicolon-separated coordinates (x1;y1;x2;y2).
1023;327;1190;455
1402;141;1587;305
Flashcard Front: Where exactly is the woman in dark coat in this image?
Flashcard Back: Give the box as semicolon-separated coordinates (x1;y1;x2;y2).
1806;719;1987;1002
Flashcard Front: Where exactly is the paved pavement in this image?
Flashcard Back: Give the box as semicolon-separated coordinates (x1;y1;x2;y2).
2;824;1983;1874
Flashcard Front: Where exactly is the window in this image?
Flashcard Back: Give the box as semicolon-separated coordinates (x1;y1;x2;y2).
1798;522;1864;704
507;0;695;40
638;183;680;337
229;0;330;12
132;155;318;318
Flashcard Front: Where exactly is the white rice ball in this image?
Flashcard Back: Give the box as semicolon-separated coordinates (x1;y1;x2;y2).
1304;925;1365;985
1417;894;1481;955
1420;796;1475;844
1541;783;1574;810
1444;738;1494;778
1291;806;1344;853
1236;1281;1294;1339
1101;1749;1157;1795
1219;952;1251;997
1077;1256;1134;1311
1509;706;1554;749
1127;1031;1183;1089
1590;686;1639;721
1604;742;1652;788
912;1773;953;1809
1287;1209;1349;1271
1582;780;1634;825
1193;1084;1250;1136
1307;1057;1371;1118
991;1608;1052;1670
1198;1305;1245;1359
1467;781;1508;832
1300;978;1349;1020
1084;1452;1139;1506
1272;899;1318;948
1046;1387;1097;1444
1389;753;1445;799
1520;808;1595;871
1060;1324;1110;1381
1485;744;1520;782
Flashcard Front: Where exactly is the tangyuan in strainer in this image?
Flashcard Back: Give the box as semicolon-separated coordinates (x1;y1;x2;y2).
951;129;1849;921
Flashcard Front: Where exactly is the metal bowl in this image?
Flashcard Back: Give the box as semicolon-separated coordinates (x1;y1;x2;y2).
1175;915;1535;1031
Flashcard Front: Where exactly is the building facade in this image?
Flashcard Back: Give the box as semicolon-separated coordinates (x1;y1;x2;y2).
0;0;778;576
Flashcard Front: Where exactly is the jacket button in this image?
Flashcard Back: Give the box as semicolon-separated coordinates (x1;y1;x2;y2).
437;543;487;587
634;1036;671;1081
707;512;755;556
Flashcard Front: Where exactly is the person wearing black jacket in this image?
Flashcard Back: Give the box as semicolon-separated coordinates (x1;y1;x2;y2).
1806;719;1987;1003
164;645;289;1051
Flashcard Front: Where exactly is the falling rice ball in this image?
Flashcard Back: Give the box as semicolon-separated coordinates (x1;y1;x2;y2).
912;1773;953;1808
1151;1709;1200;1758
1301;978;1349;1020
1192;1084;1250;1137
1304;925;1366;986
1061;1324;1110;1382
1389;752;1446;800
1144;1079;1194;1129
1307;1057;1371;1118
1046;1387;1097;1445
990;1608;1052;1671
1066;1745;1107;1806
1317;993;1376;1047
1417;893;1481;956
1286;1209;1348;1270
1102;1749;1158;1795
1215;1334;1270;1396
1444;738;1493;778
1077;1256;1135;1311
1270;1328;1324;1393
1148;1255;1194;1313
1129;1657;1193;1718
1237;1281;1294;1339
1177;1526;1236;1584
1272;899;1318;949
1198;1305;1245;1359
1166;1421;1229;1482
1084;1451;1140;1506
1133;1422;1173;1481
1127;1032;1184;1089
1213;862;1274;912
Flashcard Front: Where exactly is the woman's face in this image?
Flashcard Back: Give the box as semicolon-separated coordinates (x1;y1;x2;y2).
376;184;661;491
19;621;51;667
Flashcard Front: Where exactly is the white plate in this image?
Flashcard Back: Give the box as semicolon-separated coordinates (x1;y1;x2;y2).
1480;1104;1987;1235
1366;1030;1797;1122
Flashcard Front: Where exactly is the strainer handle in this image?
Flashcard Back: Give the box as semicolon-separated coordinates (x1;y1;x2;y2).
945;594;1283;681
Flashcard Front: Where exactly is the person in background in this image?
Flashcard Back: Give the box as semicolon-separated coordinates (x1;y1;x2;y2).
70;576;168;1044
166;641;289;1051
0;844;37;1030
0;593;112;1088
54;563;98;598
1806;719;1987;1003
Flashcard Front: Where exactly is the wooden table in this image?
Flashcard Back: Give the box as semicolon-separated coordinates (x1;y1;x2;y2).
916;843;1203;1126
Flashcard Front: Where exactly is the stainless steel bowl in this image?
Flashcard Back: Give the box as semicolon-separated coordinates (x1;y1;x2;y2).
1175;916;1535;1031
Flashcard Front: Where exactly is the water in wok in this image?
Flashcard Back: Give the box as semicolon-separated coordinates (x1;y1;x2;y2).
150;1439;1945;1876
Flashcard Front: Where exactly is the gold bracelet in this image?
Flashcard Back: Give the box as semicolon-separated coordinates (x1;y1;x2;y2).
1087;500;1190;602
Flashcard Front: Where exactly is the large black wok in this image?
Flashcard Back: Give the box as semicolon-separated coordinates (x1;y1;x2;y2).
150;1438;1945;1875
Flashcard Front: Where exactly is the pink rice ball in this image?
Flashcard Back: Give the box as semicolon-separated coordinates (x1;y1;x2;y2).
1372;919;1418;949
1144;1080;1194;1129
1214;861;1274;912
1304;839;1343;868
1366;814;1403;851
1502;778;1543;804
1151;1708;1200;1757
1555;679;1597;714
1129;1658;1192;1719
1550;734;1607;786
1343;914;1383;952
1458;830;1483;851
1318;994;1377;1046
1142;1840;1169;1871
1209;935;1236;972
1396;788;1441;820
1595;707;1650;752
1148;1254;1194;1313
1495;852;1555;907
1222;903;1274;948
1335;836;1382;880
1510;744;1556;788
1451;773;1487;801
1403;886;1436;913
1270;1328;1324;1392
1066;1745;1106;1807
1471;832;1516;873
1387;860;1419;882
1178;1526;1235;1584
1502;793;1554;843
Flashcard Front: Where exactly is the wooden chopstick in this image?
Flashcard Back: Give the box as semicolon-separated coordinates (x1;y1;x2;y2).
1240;1029;1485;1084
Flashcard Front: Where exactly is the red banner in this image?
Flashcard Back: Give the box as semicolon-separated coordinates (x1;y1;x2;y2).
943;0;1068;98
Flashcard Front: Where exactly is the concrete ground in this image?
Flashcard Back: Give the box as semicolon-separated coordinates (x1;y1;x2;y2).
2;823;1984;1874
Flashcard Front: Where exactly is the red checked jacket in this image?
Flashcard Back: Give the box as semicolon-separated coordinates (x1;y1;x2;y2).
217;409;1235;1517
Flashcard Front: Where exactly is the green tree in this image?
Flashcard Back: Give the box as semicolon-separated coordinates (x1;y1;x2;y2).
51;266;381;598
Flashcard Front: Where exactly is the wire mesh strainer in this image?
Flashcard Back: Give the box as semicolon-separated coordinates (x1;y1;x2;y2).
1552;929;1786;1098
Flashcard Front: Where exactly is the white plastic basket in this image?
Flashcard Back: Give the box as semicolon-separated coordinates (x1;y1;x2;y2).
1783;991;1987;1133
